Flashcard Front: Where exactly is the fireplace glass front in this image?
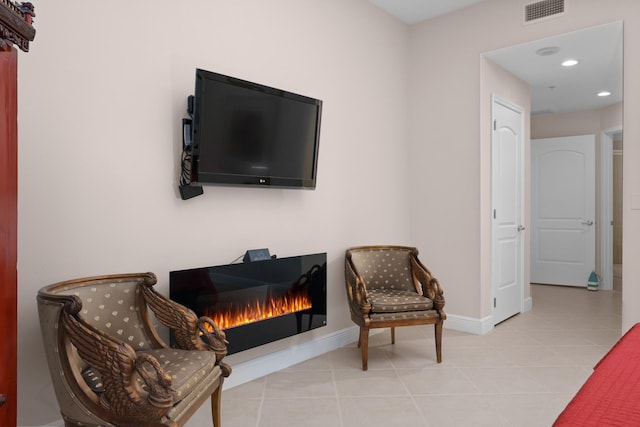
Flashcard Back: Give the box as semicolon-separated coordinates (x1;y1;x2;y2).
170;252;327;354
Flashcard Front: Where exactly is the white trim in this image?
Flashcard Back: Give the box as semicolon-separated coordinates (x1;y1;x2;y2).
600;130;613;290
223;325;360;390
445;298;532;336
445;314;494;335
600;127;622;291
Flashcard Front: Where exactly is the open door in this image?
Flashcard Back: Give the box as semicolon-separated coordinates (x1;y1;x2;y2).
531;135;596;286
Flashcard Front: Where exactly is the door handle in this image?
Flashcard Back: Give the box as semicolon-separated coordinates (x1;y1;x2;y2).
582;220;594;226
0;394;5;408
517;225;526;231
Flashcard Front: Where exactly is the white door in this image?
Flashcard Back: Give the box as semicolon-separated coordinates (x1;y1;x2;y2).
531;135;595;286
492;98;524;325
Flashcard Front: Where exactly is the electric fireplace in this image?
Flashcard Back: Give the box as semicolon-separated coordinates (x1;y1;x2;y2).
170;253;327;354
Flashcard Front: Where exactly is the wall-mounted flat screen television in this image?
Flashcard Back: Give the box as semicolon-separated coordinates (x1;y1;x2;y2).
189;69;322;189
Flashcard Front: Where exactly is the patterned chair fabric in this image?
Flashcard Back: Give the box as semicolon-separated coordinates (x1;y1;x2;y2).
345;246;446;370
64;280;154;351
348;248;419;293
37;272;231;427
367;289;434;313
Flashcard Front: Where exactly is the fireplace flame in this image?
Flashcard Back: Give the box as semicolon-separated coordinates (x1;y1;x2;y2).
205;289;312;331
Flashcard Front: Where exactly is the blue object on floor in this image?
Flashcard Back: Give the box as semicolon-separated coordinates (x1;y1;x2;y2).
587;271;599;291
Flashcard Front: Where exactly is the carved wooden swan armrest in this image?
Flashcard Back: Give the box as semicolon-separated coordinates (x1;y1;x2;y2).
38;272;231;427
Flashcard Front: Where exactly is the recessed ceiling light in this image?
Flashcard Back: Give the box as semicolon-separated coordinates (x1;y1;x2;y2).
562;59;579;67
597;91;612;97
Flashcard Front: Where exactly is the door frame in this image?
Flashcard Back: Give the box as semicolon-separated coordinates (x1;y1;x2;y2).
491;95;526;323
600;126;622;291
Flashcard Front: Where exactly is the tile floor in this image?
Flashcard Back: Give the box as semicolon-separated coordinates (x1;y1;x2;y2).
193;284;622;427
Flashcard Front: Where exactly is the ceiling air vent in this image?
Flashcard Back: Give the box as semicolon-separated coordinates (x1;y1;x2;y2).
525;0;565;23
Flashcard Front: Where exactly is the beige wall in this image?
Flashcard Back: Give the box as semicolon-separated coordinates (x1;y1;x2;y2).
407;0;639;329
17;0;640;425
531;103;623;139
16;1;410;425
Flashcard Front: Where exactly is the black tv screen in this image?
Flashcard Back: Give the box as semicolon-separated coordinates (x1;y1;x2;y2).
190;69;322;189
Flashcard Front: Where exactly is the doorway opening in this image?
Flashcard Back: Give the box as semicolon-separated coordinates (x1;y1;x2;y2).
601;128;623;292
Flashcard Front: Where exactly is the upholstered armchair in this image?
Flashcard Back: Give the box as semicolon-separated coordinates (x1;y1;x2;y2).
37;272;231;427
345;246;446;370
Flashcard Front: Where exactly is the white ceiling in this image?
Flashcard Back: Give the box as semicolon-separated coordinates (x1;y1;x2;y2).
485;22;623;115
368;1;623;115
369;0;487;24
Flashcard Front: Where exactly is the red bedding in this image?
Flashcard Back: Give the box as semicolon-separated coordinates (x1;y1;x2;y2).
553;323;640;426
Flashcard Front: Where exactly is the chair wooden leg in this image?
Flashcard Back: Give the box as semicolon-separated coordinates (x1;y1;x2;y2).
357;326;362;348
211;384;222;427
360;326;369;371
434;320;443;363
390;327;395;344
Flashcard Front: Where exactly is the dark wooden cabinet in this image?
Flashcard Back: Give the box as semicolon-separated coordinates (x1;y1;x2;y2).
0;43;18;427
0;3;35;425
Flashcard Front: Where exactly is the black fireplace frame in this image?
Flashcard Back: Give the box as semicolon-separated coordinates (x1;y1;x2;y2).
170;252;327;354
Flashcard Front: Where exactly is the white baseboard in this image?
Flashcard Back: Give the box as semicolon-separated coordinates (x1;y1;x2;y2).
445;314;494;335
222;325;360;390
445;298;533;336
